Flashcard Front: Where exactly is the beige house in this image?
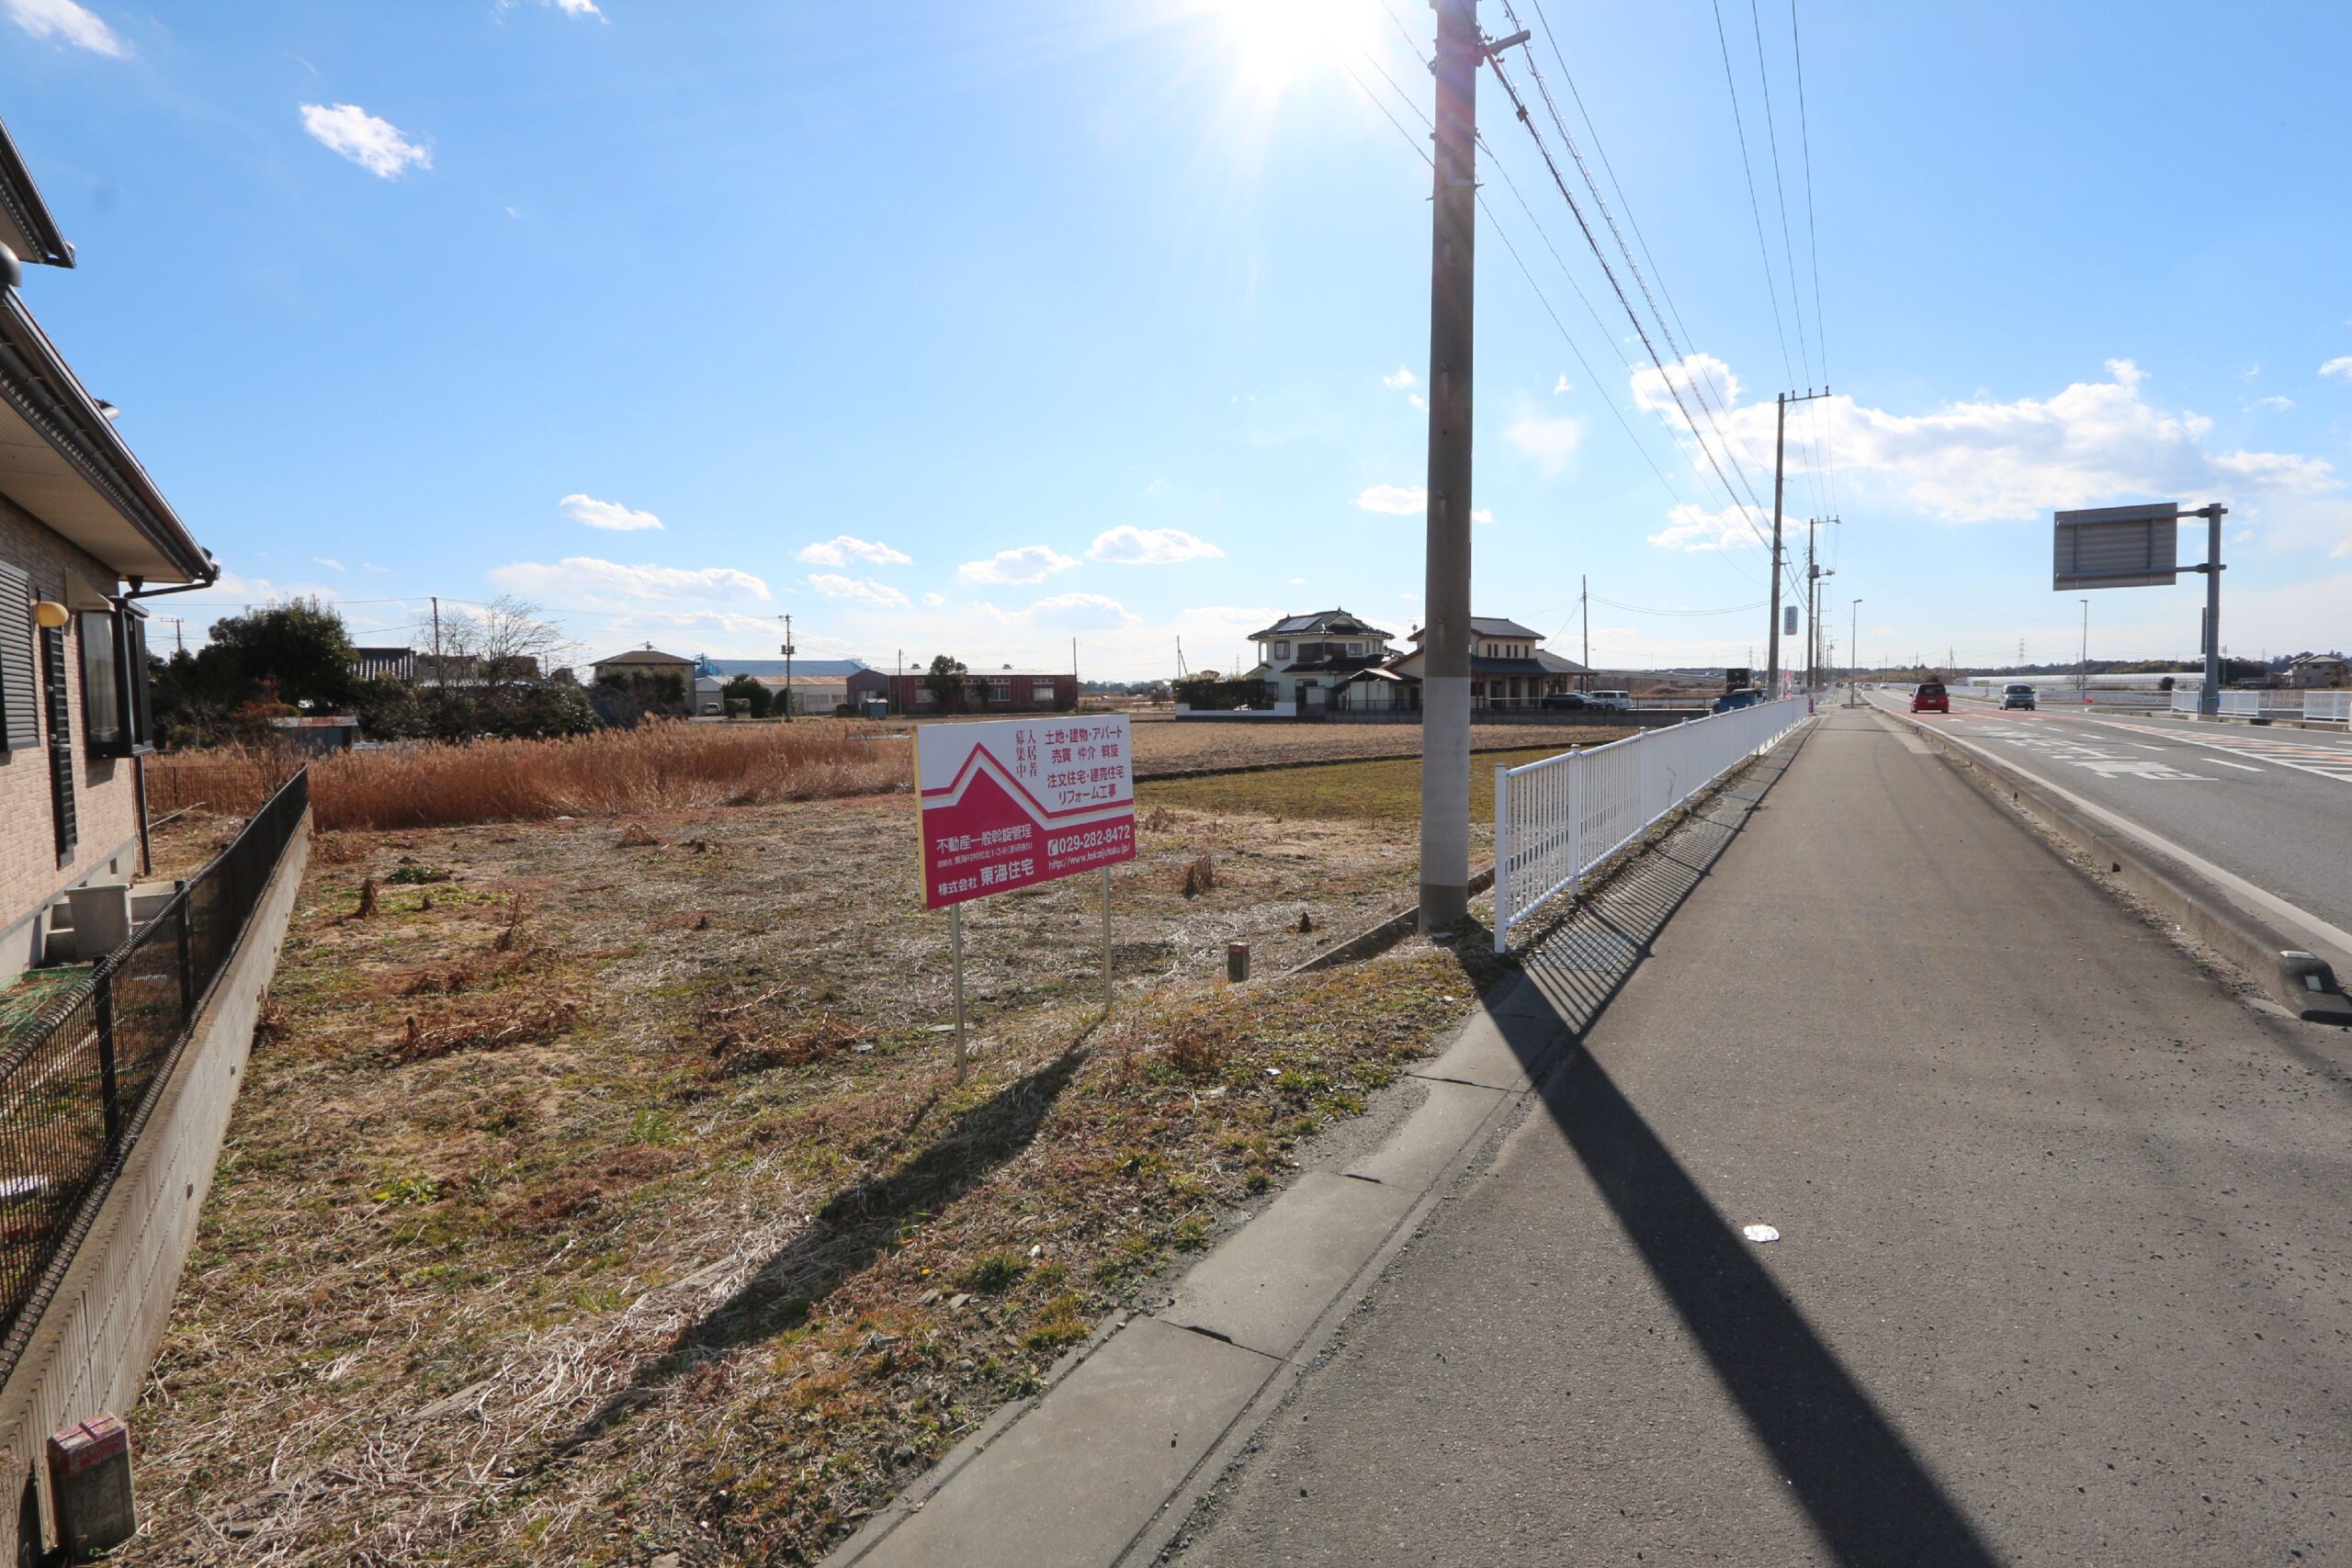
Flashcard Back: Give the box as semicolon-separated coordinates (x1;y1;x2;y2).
0;120;214;985
1348;616;1589;712
755;673;850;715
592;646;697;682
1242;609;1396;712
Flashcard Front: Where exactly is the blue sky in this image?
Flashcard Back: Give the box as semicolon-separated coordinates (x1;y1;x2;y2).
5;0;2348;678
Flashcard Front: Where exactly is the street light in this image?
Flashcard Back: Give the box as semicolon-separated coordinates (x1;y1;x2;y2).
1849;598;1862;706
2079;598;2089;705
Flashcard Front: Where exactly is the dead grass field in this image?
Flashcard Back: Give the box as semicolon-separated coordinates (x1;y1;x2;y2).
123;779;1504;1564
1128;718;1617;776
1140;745;1573;827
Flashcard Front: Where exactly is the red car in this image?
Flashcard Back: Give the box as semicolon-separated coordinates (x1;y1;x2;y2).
1911;681;1950;714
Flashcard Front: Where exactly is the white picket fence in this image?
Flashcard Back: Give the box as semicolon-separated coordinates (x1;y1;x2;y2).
1492;696;1807;952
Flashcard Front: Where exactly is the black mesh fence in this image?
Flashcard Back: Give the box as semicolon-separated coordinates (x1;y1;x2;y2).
0;766;308;1376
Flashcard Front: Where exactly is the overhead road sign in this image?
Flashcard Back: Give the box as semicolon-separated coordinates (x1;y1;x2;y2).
2053;503;2182;590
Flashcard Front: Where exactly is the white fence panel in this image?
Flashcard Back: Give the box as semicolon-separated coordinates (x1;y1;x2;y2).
2170;691;2199;715
2307;691;2352;723
1493;697;1805;951
2217;691;2262;716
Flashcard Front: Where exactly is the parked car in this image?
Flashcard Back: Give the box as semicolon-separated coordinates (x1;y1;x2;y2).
1912;681;1950;714
1587;690;1634;713
2000;682;2037;710
1713;687;1764;713
1538;691;1589;711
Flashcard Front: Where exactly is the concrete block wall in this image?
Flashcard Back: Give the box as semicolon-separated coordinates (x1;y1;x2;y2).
0;500;141;985
0;819;309;1559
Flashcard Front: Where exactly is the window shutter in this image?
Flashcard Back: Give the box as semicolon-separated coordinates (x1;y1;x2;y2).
0;562;34;751
42;624;75;861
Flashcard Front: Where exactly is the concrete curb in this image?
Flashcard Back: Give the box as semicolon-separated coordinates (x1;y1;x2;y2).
1887;708;2352;1026
1287;865;1495;976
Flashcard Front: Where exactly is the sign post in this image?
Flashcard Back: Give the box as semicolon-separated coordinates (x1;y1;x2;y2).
2053;501;2226;715
916;715;1136;1080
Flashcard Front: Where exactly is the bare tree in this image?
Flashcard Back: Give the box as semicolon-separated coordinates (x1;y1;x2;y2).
435;596;579;687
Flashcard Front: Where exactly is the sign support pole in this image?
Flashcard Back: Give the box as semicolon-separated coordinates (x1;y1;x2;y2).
2198;503;2226;716
950;904;968;1084
1101;866;1114;1014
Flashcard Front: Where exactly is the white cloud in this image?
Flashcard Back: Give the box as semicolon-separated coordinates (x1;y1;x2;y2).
797;534;911;567
1382;367;1418;391
300;103;431;179
1505;411;1584;476
1353;484;1424;515
2249;395;2294;413
488;556;770;604
560;492;663;532
1471;508;1494;525
1408;393;1426;412
808;573;910;610
1639;355;2345;525
312;557;345;571
957;545;1078;585
1018;592;1136;630
362;562;390;573
1554;375;1572;394
922;592;948;607
1087;525;1224;565
3;0;125;57
2321;356;2352;381
547;0;602;14
1646;502;1770;553
1287;577;1307;587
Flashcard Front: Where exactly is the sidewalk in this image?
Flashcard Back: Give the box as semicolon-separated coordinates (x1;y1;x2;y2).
1178;706;2352;1565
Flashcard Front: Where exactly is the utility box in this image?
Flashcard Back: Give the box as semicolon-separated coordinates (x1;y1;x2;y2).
47;1415;135;1559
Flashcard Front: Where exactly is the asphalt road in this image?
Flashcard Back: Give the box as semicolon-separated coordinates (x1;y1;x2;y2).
1868;692;2352;967
1175;707;2352;1568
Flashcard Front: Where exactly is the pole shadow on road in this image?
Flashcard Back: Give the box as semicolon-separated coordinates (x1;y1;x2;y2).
1502;726;2003;1568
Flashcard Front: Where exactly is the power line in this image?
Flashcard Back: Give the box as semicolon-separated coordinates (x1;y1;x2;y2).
1787;0;1838;524
1708;0;1796;397
1483;52;1783;578
1497;1;1775;535
1590;593;1768;616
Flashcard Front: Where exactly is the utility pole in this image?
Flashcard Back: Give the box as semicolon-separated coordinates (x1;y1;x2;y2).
781;613;795;722
1580;574;1590;690
1849;598;1861;706
431;595;441;681
1417;0;1483;935
1768;389;1830;694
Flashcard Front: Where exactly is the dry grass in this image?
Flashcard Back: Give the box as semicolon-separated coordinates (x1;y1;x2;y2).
123;787;1501;1565
145;722;909;831
1128;718;1619;776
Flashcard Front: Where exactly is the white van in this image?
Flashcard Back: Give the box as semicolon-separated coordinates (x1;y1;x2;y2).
1588;690;1634;713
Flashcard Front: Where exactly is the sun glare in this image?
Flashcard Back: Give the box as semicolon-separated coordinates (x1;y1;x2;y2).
1204;0;1384;92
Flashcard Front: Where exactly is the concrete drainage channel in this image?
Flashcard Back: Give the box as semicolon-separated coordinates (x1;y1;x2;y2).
821;727;1813;1568
1879;706;2352;1026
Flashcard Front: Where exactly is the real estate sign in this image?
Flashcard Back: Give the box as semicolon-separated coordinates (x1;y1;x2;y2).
916;716;1136;909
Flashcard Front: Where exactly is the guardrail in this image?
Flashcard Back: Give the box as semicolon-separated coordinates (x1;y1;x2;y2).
1492;697;1805;952
0;767;309;1377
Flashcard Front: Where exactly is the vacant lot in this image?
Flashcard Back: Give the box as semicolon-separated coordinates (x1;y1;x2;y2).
124;775;1502;1564
1130;718;1616;776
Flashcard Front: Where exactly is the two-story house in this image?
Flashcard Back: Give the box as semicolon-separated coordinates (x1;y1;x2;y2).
1244;609;1396;712
1351;616;1589;712
0;117;216;985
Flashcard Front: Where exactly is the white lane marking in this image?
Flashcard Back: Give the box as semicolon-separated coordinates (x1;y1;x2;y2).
2204;758;2265;773
2051;715;2352;784
1919;722;2352;968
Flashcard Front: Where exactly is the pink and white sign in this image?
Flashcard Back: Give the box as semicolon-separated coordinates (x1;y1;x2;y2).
916;716;1136;909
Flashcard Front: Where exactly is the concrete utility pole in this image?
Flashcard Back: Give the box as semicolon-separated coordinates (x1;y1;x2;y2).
1580;574;1590;690
1849;598;1861;705
1768;389;1830;694
2192;502;2227;716
1418;0;1481;934
781;613;795;721
430;595;441;680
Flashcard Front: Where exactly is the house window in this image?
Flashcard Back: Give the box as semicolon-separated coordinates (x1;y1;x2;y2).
915;687;936;705
1032;681;1056;703
1272;642;1290;660
1348;641;1364;656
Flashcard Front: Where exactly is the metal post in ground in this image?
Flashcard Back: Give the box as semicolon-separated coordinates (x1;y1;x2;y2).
950;904;968;1084
1417;0;1479;935
1101;865;1113;1013
2198;503;2226;716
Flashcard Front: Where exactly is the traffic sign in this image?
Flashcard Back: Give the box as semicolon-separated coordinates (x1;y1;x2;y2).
2053;503;2181;590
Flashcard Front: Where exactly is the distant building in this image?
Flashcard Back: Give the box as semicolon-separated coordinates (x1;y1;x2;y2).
2287;653;2348;689
880;668;1078;714
753;673;850;715
351;645;416;682
1349;617;1589;712
593;646;698;682
1243;609;1396;712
